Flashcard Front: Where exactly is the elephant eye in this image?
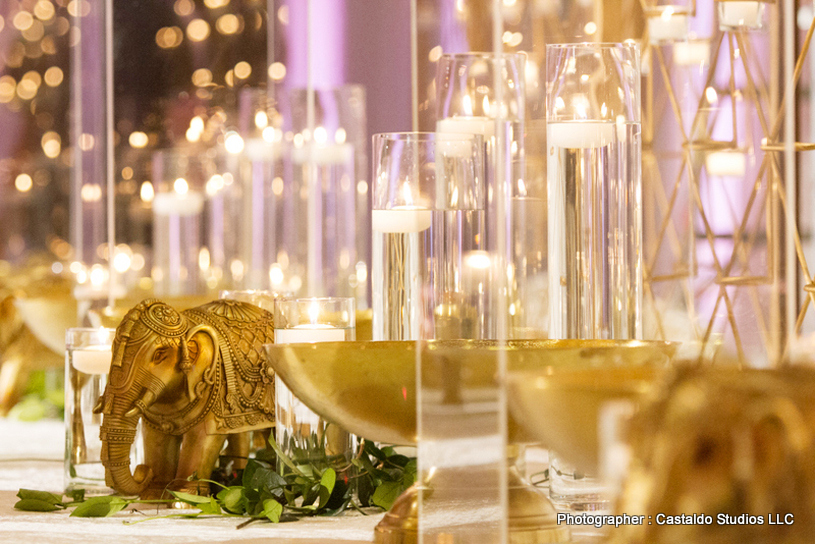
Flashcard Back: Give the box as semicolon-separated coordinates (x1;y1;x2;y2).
152;348;168;364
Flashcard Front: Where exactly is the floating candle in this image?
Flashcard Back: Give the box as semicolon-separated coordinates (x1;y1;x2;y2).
674;41;711;66
152;191;205;217
372;206;432;233
274;324;346;344
437;116;495;138
71;345;112;375
718;1;764;30
706;151;747;177
548;121;615;149
291;143;354;165
647;8;689;44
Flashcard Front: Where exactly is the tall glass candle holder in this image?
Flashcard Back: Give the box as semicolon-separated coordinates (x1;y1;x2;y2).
150;150;208;296
546;42;642;512
65;327;141;494
371;132;485;341
435;54;537;338
273;297;355;476
546;42;643;342
279;86;369;305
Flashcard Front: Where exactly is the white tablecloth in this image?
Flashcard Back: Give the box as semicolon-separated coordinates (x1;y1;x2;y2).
0;419;381;544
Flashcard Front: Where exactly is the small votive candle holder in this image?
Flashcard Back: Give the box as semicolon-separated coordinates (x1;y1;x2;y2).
273;297;356;475
65;328;141;494
716;0;768;31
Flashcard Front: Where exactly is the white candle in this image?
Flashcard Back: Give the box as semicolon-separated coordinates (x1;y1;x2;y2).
706;151;747;177
372;206;432;233
152;191;205;217
274;324;346;344
437;116;495;138
674;41;711;66
647;9;689;44
291;143;354;165
242;138;282;162
72;346;112;375
718;1;764;29
548;121;615;149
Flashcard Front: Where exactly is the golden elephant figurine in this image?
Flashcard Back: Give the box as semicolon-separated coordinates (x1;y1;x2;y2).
98;299;276;499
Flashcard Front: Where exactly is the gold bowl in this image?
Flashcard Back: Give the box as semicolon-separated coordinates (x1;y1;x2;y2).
265;339;675;544
506;342;676;473
264;339;675;447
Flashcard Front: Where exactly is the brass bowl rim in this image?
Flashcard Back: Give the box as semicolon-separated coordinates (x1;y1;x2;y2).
264;338;678;351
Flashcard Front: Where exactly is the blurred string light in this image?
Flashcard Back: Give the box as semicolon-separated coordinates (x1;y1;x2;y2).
174;0;195;17
15;174;33;193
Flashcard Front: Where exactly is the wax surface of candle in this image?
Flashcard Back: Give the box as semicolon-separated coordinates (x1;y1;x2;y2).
243;138;282;162
372;206;432;233
548;121;615;149
647;13;688;43
718;1;763;28
674;41;711;66
72;346;112;375
706;151;746;177
291;143;354;165
152;192;205;217
437;116;495;138
275;324;346;343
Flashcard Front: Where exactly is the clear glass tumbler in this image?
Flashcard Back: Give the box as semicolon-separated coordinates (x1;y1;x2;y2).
65;327;138;494
273;297;356;475
371;132;485;341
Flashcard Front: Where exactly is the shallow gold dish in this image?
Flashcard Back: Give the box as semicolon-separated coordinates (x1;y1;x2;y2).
265;339;675;544
507;345;676;473
264;339;675;446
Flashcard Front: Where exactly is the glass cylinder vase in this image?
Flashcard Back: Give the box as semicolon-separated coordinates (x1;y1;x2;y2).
272;297;355;477
545;42;642;512
546;42;643;342
371;132;485;341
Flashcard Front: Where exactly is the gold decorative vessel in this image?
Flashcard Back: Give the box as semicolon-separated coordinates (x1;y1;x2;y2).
506;341;676;473
265;339;675;544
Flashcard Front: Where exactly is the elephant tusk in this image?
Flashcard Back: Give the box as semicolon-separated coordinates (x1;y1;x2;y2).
92;395;105;415
125;390;156;418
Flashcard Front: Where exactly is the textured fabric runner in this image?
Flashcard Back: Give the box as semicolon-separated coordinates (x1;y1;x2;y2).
0;419;380;544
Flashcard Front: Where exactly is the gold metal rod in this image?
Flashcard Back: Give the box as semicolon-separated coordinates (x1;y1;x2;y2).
648;271;694;282
654;47;689;143
728;33;739;147
715;276;773;286
686;149;747;363
734;32;771;137
689;33;726;141
761;142;815;151
646;160;688;276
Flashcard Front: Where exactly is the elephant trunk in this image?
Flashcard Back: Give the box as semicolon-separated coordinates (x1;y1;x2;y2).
101;396;153;496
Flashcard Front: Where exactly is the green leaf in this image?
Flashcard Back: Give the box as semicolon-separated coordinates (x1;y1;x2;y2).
320;468;336;496
169;491;212;505
70;496;128;517
197;497;222;515
261;498;283;523
363;440;386;460
217;486;246;514
17;489;63;505
242;459;261;489
372;481;402;511
14;499;62;512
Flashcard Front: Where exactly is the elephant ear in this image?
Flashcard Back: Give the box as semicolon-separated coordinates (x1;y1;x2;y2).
182;324;217;403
